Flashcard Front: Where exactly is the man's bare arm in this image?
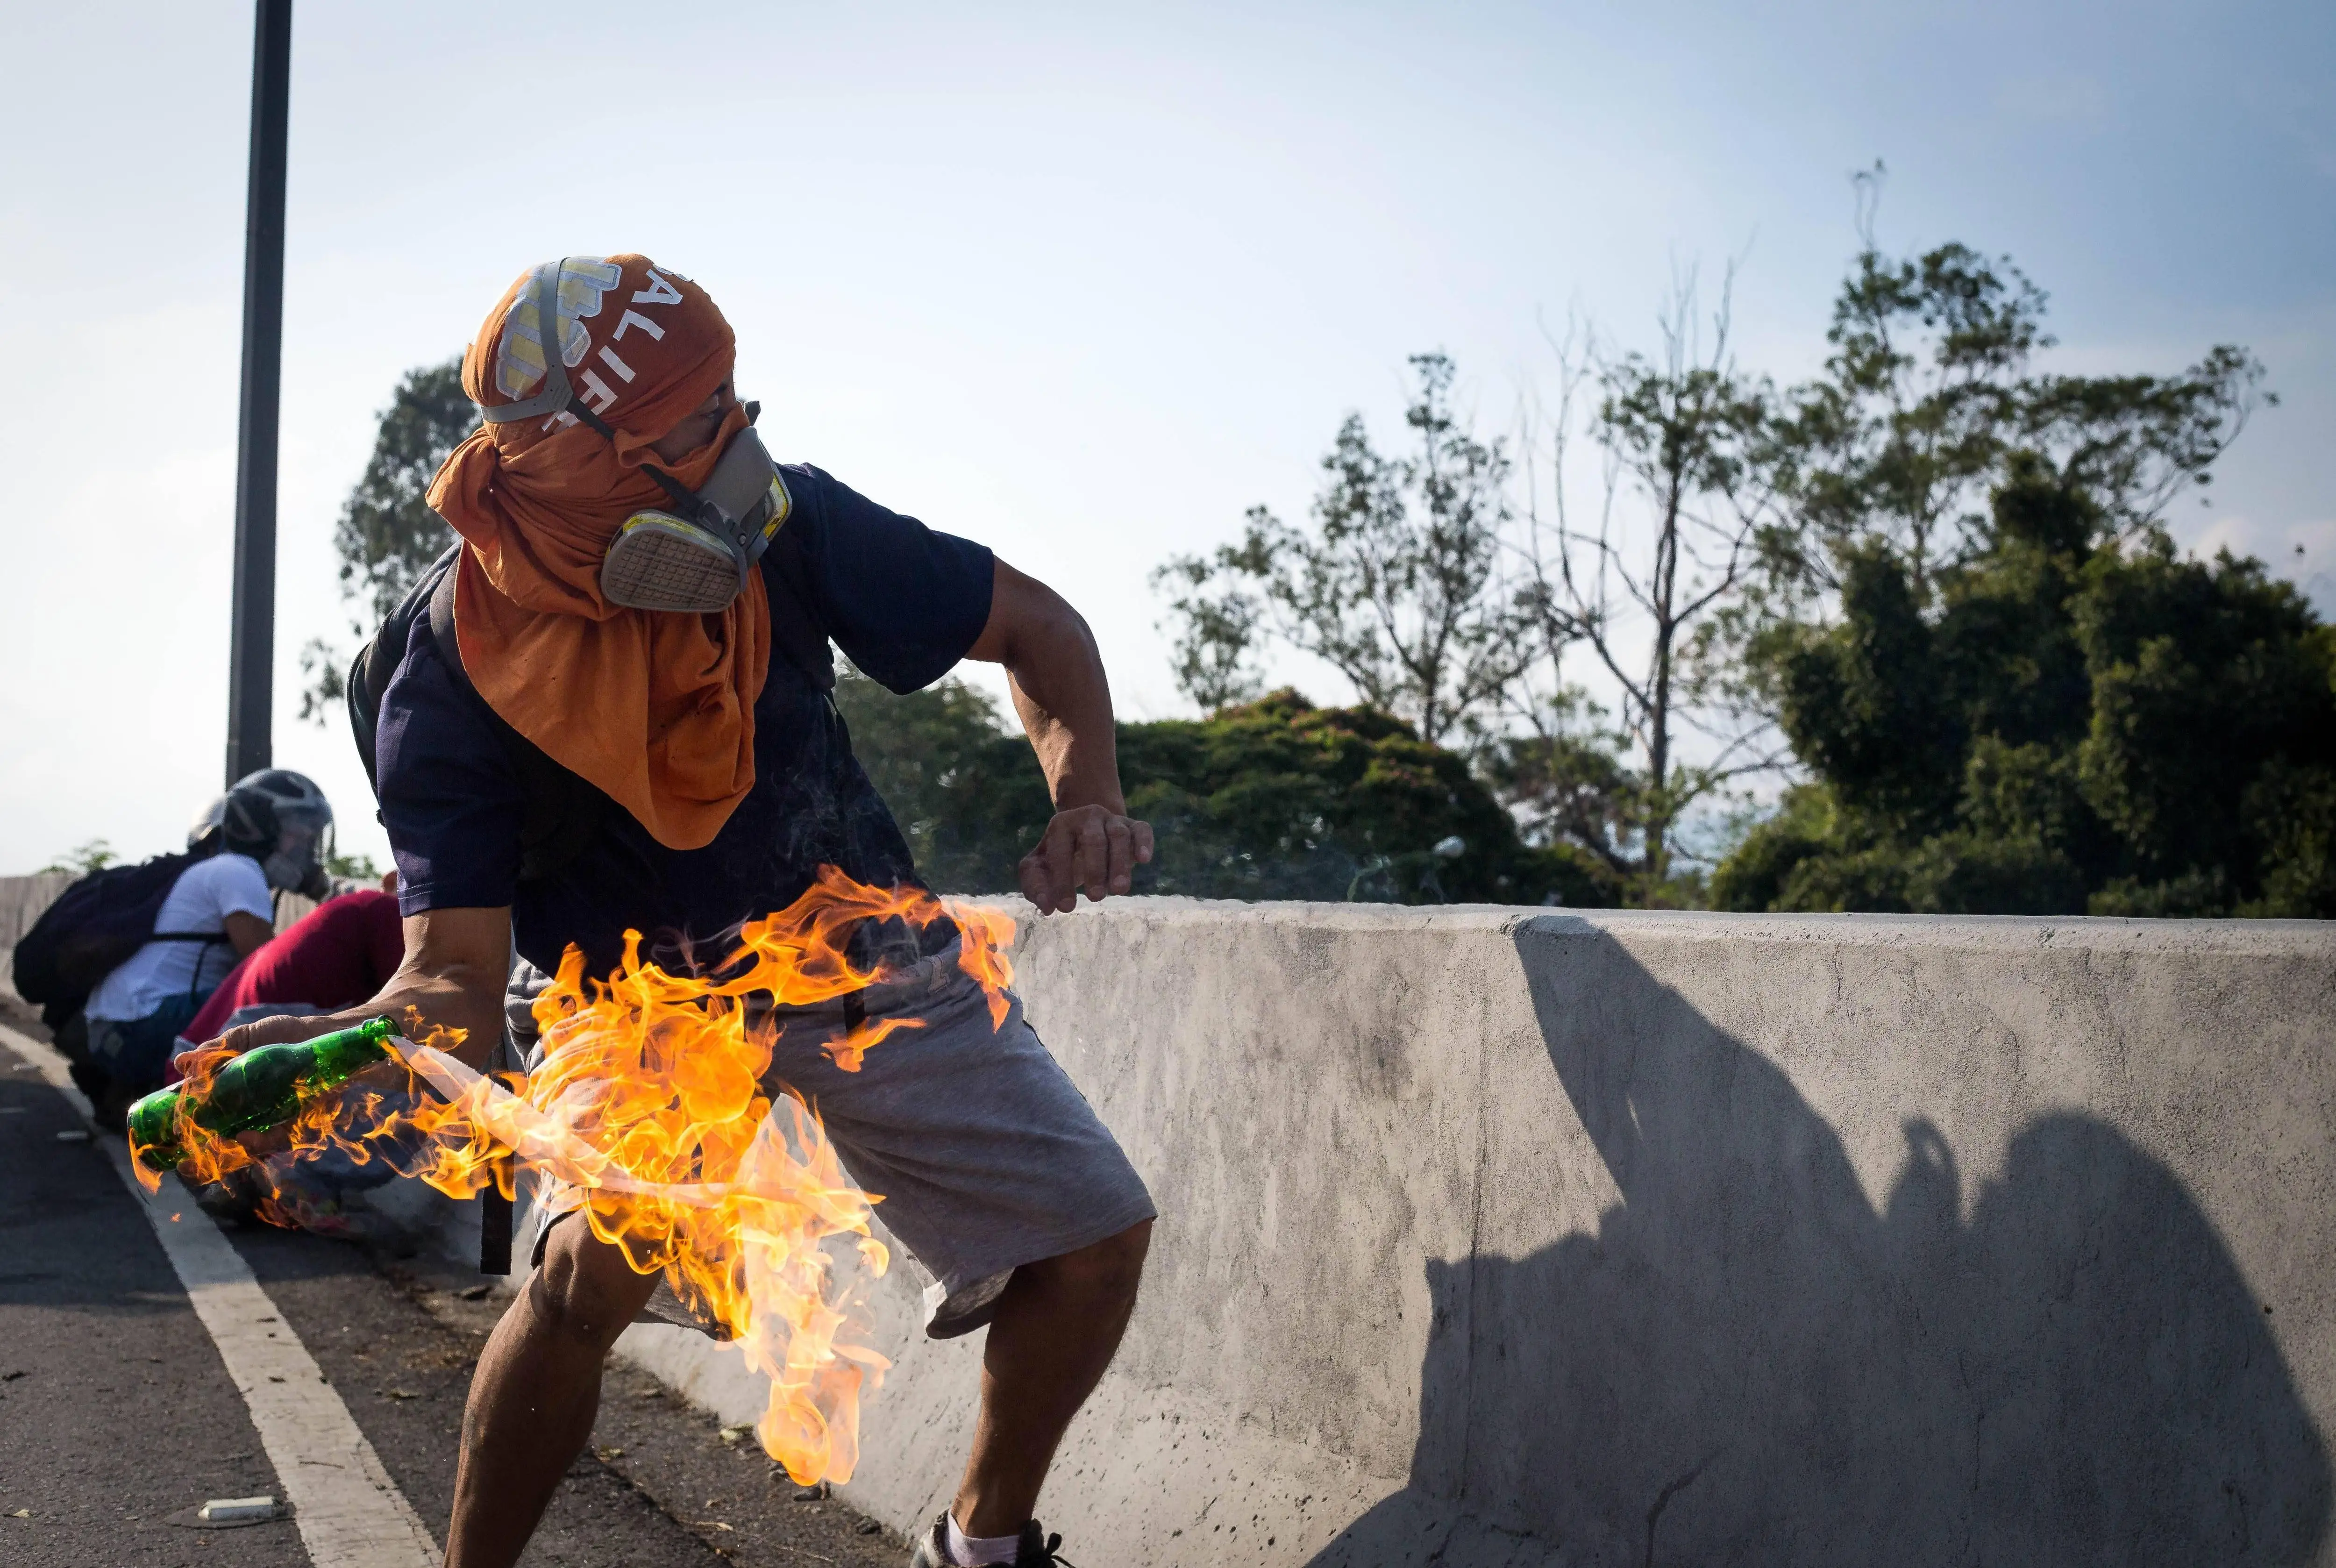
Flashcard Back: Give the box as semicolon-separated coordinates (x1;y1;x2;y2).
964;558;1154;914
212;905;514;1070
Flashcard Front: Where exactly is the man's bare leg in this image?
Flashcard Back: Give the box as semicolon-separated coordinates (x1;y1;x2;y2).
951;1219;1153;1537
444;1219;663;1568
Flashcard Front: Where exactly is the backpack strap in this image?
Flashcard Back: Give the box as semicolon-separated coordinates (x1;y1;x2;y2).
141;929;230;1002
478;1164;513;1276
422;559;610;886
347;543;462;799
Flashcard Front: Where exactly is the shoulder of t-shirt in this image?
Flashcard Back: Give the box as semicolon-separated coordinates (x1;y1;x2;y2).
776;463;839;530
779;461;838;495
186;853;273;918
777;463;901;532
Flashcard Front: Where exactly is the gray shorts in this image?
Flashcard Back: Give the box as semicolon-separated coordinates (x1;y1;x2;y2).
529;940;1154;1339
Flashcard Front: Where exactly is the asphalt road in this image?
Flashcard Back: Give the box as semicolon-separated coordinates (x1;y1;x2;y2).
0;1016;913;1568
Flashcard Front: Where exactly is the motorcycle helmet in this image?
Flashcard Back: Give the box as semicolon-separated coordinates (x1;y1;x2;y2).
223;769;335;898
187;792;230;854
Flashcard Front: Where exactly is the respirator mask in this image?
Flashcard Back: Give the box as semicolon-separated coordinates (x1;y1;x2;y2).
480;260;791;614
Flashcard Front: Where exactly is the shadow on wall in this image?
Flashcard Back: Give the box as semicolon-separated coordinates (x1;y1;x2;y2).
1311;925;2330;1568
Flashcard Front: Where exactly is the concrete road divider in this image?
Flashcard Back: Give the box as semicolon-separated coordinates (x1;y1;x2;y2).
623;900;2336;1567
13;874;2332;1564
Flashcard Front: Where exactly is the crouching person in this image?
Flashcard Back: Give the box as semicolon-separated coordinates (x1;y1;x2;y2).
213;256;1155;1568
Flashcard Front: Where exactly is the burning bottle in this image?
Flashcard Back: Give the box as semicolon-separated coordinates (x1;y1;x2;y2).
127;1015;401;1173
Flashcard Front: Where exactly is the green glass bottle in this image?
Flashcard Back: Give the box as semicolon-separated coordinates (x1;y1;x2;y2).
127;1015;401;1172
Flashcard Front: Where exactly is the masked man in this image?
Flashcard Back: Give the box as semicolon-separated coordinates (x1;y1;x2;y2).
217;256;1155;1568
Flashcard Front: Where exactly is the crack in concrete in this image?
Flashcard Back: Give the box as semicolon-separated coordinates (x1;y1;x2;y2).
1643;1449;1721;1568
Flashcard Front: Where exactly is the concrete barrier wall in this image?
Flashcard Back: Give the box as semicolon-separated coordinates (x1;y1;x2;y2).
0;872;73;1001
622;901;2336;1568
10;868;2330;1561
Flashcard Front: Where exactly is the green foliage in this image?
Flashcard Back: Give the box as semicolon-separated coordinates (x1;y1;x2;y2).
1717;460;2336;916
299;357;476;724
296;636;348;726
1767;221;2270;604
1530;284;1784;882
1152;354;1536;745
2071;543;2329;887
335;357;477;621
832;664;1041;895
43;838;117;876
1480;717;1642;878
326;848;383;882
1117;691;1615;905
1149;555;1265;713
837;666;1615;905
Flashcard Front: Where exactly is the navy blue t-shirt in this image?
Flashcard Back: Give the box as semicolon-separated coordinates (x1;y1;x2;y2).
376;464;995;980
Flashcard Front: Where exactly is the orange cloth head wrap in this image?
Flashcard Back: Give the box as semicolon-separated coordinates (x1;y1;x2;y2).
427;255;770;851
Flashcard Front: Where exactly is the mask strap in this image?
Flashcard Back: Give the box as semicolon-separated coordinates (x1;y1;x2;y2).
559;396;713;521
480;259;577;424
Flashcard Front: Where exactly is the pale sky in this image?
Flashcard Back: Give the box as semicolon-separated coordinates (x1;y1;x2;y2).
1;0;2328;873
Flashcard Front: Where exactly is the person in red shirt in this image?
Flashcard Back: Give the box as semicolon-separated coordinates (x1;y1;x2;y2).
172;875;405;1078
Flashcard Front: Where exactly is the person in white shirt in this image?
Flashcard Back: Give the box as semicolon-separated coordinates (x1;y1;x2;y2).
81;770;335;1114
83;850;274;1025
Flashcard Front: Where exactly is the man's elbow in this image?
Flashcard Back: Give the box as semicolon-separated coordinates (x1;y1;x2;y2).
1010;576;1095;663
976;559;1095;670
1030;595;1096;664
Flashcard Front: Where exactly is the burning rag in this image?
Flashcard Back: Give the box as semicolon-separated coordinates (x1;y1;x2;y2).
426;255;771;851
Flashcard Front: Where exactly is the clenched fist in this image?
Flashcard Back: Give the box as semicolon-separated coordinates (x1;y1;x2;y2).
1018;803;1155;914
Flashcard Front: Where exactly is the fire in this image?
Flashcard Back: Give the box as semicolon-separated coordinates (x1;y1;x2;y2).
141;867;1018;1485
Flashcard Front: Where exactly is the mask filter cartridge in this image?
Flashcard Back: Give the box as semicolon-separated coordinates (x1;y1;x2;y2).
599;427;792;613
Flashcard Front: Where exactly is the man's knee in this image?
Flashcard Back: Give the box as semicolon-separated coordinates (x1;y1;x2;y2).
1034;1219;1151;1310
523;1220;660;1349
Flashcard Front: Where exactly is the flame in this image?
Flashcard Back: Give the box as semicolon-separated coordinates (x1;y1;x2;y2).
136;867;1017;1484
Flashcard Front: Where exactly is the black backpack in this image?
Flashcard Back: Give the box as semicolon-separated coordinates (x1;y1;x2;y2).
344;524;835;884
11;851;225;1030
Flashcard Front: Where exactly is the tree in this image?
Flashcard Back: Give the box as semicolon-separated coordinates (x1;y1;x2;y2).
1117;691;1614;905
43;839;117;876
1477;703;1644;886
1715;458;2336;917
835;665;1617;905
1766;171;2271;606
1148;556;1267;713
832;663;1030;893
299;358;475;722
1518;274;1784;884
1151;354;1537;746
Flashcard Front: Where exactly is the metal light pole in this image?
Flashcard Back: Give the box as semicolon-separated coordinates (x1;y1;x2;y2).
224;0;292;786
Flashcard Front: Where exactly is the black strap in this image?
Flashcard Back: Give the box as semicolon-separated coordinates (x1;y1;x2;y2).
426;563;610;884
150;930;228;1000
479;1163;513;1276
563;397;709;521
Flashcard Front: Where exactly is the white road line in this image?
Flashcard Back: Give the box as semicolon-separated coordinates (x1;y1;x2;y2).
0;1021;442;1568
